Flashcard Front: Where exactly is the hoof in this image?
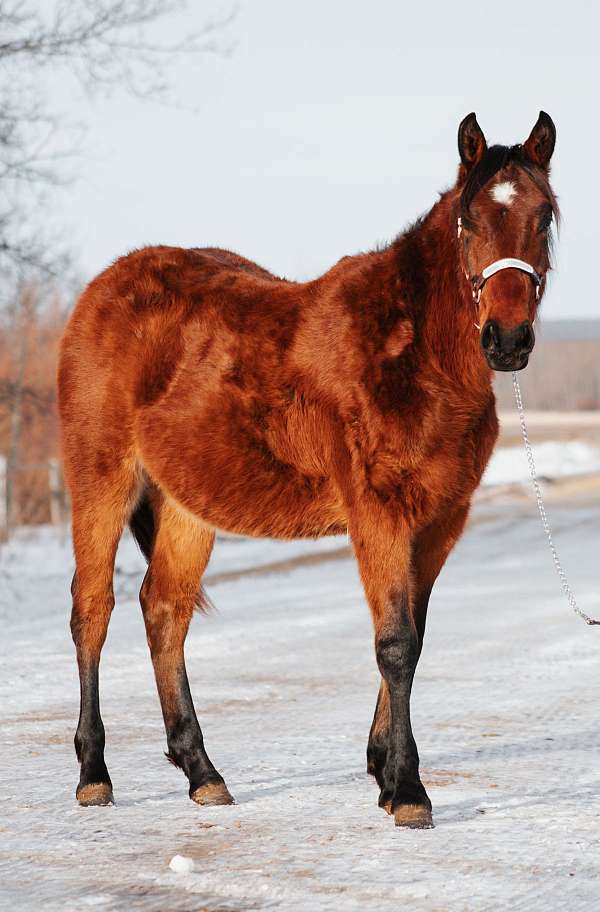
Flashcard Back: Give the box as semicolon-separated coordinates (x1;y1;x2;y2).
77;782;114;807
191;782;235;806
394;804;434;829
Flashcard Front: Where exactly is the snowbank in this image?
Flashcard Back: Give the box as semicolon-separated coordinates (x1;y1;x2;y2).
483;439;600;486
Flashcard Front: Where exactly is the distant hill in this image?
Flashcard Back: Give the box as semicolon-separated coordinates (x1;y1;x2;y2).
537;319;600;341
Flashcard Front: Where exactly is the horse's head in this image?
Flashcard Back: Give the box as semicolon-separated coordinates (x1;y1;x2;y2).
456;112;558;371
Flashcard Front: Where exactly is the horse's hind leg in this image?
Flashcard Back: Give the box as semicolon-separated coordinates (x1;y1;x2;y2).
139;494;233;806
70;463;139;806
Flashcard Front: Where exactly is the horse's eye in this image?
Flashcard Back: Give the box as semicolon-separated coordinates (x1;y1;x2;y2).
538;212;553;233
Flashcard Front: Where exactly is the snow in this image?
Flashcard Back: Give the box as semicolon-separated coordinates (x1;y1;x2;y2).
168;855;195;875
483;440;600;486
1;478;600;909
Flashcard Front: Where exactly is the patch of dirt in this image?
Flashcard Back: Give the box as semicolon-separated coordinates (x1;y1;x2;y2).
423;768;474;787
204;545;352;586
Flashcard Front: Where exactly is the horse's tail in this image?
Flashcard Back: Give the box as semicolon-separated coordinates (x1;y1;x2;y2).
128;484;213;612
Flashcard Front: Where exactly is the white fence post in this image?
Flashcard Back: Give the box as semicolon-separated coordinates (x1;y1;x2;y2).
0;455;7;542
48;458;62;527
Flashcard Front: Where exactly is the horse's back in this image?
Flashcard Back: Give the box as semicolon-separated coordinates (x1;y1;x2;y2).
59;244;298;397
193;247;287;282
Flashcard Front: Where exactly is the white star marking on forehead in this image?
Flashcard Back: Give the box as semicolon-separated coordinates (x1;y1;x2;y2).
491;181;517;206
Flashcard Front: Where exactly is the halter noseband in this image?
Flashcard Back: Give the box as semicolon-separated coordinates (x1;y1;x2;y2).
457;217;542;306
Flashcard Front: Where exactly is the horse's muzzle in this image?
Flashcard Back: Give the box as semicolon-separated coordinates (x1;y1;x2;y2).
480;319;535;372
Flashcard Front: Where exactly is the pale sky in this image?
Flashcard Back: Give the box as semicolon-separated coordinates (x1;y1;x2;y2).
57;0;600;320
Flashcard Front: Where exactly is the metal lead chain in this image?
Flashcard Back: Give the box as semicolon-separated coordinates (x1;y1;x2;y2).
512;372;599;625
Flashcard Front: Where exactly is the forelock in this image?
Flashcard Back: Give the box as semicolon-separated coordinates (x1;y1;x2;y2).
460;144;559;224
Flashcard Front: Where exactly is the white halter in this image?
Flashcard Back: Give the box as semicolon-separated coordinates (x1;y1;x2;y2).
481;257;541;295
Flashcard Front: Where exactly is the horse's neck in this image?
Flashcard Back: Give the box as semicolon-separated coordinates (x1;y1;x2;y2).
407;197;493;395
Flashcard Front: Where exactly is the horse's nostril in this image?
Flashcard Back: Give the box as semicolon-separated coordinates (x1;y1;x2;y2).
480;321;499;353
520;321;535;352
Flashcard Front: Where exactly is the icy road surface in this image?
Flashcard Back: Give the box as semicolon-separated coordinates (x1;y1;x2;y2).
1;496;599;911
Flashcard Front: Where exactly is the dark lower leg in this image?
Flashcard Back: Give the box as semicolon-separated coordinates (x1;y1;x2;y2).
367;587;431;796
74;660;112;804
152;649;231;802
375;624;432;827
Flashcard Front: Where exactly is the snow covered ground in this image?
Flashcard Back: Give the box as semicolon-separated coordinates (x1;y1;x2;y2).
483;440;600;487
1;465;600;910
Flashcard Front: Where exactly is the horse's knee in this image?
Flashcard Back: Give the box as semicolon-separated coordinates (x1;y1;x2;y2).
70;578;115;653
376;628;419;684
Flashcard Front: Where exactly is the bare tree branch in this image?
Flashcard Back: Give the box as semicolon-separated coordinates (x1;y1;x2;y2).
0;1;236;297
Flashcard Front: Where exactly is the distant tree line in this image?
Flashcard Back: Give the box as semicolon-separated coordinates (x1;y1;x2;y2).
0;285;65;533
0;1;235;539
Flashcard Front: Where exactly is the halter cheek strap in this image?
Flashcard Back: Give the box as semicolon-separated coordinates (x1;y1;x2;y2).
457;217;543;307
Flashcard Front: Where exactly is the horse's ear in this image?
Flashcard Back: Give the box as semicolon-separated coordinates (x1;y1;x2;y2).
522;111;556;169
458;113;487;171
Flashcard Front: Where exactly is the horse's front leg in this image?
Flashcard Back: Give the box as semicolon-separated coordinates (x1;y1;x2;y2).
375;596;432;828
365;503;471;825
366;578;431;804
352;506;432;828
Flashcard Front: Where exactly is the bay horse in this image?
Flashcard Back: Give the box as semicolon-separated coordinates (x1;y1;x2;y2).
58;112;558;828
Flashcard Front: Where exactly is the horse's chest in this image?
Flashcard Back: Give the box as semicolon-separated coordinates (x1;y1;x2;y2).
362;404;498;526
